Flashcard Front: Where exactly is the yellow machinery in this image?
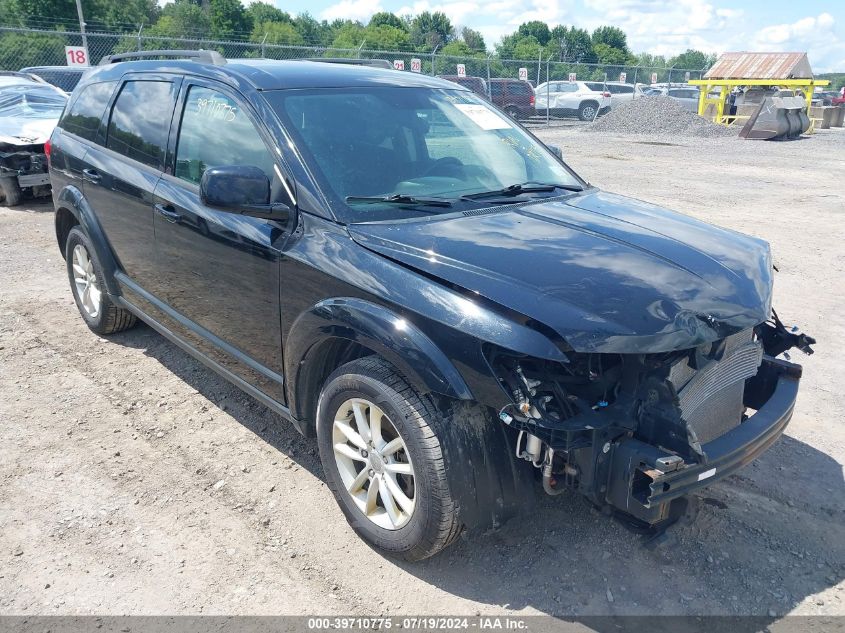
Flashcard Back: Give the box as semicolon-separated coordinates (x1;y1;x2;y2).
689;78;830;127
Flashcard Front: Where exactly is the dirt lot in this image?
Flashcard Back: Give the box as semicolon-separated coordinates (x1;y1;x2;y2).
1;126;843;618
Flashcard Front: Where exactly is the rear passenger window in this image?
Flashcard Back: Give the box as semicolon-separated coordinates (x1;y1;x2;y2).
61;81;116;141
107;80;177;170
510;83;532;95
174;85;274;185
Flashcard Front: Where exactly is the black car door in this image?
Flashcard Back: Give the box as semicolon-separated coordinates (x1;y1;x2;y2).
82;74;181;292
150;78;293;399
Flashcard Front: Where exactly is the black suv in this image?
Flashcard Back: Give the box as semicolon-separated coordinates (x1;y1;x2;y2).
49;51;813;561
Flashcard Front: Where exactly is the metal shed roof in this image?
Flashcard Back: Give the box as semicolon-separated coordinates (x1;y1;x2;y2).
704;52;813;80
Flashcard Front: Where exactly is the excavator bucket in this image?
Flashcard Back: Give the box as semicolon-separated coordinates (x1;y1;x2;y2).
739;91;810;140
740;97;789;139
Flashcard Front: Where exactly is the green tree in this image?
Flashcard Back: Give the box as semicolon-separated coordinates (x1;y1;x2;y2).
440;40;473;57
368;12;406;32
548;25;594;63
148;0;210;38
252;20;303;45
92;0;159;30
247;2;289;26
460;26;485;52
632;52;667;69
358;24;410;50
512;35;542;60
293;13;332;46
0;31;65;67
208;0;252;39
2;0;81;27
591;25;628;52
409;11;453;50
330;22;365;49
669;49;717;71
517;20;550;46
592;41;629;65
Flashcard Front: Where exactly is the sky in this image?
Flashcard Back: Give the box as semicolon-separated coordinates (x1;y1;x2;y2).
267;0;845;72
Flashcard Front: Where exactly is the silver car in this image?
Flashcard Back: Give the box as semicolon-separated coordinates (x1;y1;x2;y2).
648;85;701;112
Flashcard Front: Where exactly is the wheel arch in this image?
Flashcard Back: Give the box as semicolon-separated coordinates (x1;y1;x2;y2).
285;298;473;431
54;185;121;296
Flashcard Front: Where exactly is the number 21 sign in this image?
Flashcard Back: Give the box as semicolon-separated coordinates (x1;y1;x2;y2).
65;46;89;67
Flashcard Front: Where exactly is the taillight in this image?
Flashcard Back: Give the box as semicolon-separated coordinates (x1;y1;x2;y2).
44;138;51;163
530;94;535;106
603;91;611;97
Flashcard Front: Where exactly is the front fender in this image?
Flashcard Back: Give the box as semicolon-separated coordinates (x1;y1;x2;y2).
55;185;121;296
285;298;473;421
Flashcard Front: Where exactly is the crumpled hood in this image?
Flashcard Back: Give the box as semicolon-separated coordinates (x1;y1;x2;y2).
0;117;57;147
348;189;773;354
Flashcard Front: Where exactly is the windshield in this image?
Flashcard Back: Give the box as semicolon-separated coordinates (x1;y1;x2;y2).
0;84;67;120
264;87;583;222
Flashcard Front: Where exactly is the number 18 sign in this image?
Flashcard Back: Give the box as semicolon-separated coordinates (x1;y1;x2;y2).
65;46;89;67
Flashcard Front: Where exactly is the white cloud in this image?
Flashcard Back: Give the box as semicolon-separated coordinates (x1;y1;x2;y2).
506;0;569;26
395;0;481;25
320;0;383;22
751;13;844;73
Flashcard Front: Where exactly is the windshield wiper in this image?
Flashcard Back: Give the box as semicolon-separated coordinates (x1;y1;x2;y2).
345;194;453;208
460;182;583;201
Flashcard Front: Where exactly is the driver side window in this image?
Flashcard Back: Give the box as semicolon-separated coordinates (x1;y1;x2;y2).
175;85;275;185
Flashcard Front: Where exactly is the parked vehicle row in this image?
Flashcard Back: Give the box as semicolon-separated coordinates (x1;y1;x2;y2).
48;51;813;561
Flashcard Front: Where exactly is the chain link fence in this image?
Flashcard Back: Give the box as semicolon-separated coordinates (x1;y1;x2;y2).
1;26;708;126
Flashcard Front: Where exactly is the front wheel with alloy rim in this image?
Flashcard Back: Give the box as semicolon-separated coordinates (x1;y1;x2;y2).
65;227;137;335
317;357;462;560
578;102;598;121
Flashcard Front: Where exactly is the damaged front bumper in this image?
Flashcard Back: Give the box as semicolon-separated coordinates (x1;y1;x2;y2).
605;356;801;524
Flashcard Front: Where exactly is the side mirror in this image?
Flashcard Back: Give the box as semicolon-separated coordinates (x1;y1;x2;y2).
546;144;563;160
200;165;293;223
200;165;270;208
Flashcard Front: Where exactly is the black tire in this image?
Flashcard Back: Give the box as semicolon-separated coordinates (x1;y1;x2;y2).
316;357;462;561
505;105;520;119
65;227;137;335
0;176;23;207
578;101;599;121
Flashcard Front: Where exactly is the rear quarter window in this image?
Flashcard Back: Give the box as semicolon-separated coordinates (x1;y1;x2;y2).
60;81;117;142
509;83;532;95
106;80;177;170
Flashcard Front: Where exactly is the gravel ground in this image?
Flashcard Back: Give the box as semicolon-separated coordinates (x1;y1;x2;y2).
1;126;843;618
587;96;738;137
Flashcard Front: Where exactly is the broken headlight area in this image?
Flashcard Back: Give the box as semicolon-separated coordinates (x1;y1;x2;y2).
0;144;50;191
487;313;814;526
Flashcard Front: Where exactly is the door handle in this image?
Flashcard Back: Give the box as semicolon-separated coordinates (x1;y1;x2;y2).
82;168;101;184
155;203;182;223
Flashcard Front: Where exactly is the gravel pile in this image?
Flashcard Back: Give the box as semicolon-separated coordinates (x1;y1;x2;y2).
588;96;737;138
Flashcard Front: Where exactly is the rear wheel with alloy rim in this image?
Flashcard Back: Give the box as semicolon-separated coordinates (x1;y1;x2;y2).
65;227;137;335
317;357;462;560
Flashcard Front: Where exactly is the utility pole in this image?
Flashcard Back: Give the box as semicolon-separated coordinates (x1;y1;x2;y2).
75;0;88;51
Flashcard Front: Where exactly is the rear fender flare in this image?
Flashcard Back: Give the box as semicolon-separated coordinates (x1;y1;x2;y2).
55;185;121;296
285;298;473;422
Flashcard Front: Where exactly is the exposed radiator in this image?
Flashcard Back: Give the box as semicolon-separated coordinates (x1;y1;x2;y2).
668;329;763;444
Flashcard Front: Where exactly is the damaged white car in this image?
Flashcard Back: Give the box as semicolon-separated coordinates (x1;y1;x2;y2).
0;72;67;206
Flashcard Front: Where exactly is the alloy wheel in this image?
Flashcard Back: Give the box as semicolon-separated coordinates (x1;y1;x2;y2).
332;398;416;530
72;244;102;319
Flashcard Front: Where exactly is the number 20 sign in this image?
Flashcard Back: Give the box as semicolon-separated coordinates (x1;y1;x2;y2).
65;46;89;67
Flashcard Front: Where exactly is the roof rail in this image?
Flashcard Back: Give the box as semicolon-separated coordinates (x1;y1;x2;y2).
99;49;226;66
306;58;393;69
